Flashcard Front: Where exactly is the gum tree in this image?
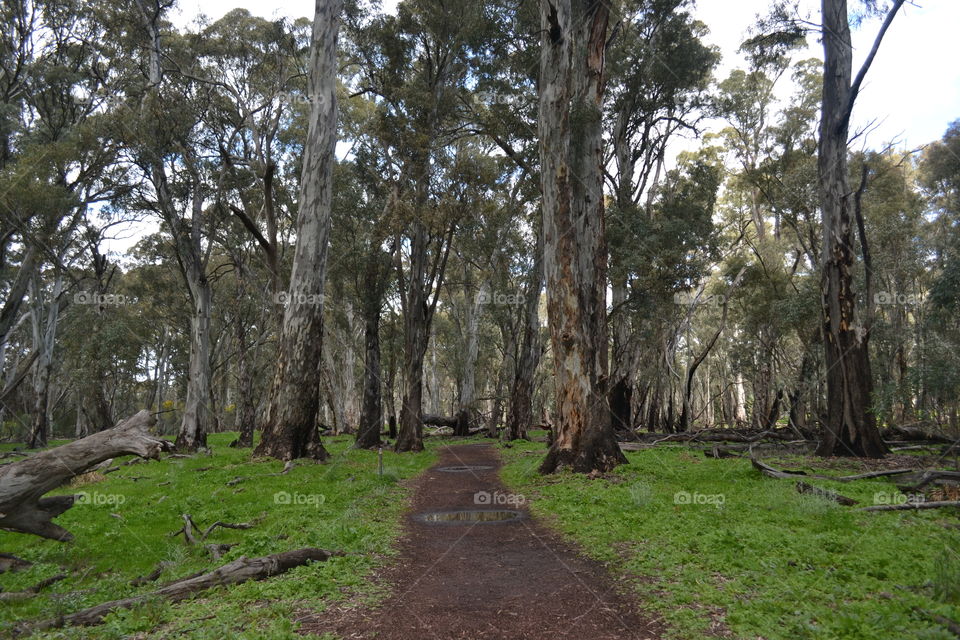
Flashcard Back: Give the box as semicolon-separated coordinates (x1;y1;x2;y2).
815;0;905;457
537;0;626;473
254;0;343;460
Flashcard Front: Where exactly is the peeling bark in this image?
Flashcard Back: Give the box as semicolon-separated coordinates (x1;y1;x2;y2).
537;0;626;473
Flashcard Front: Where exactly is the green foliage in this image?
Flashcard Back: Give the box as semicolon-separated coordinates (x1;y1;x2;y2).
500;440;960;640
0;434;436;638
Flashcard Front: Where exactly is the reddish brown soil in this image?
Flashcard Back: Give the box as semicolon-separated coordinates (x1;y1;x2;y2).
298;443;663;639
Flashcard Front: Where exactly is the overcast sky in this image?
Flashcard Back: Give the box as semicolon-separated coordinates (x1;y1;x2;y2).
171;0;959;150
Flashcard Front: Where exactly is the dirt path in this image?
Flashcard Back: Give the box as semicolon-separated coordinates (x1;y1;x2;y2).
299;443;663;639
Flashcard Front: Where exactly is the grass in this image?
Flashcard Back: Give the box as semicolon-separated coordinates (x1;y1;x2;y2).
6;428;957;639
500;434;960;640
1;433;435;639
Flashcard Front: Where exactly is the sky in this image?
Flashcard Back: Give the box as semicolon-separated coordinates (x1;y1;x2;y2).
171;0;960;151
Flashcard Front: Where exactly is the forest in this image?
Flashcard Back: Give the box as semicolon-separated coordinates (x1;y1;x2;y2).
1;0;959;638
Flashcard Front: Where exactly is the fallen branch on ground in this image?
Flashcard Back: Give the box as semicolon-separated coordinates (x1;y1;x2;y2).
751;456;917;483
200;517;261;541
0;573;66;602
888;425;956;444
0;411;172;541
860;500;960;512
170;514;200;545
25;548;344;631
914;608;960;638
895;470;960;492
170;514;264;547
704;445;742;459
0;553;32;573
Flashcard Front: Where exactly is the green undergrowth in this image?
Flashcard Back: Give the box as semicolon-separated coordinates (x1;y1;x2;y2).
500;437;960;640
1;433;435;639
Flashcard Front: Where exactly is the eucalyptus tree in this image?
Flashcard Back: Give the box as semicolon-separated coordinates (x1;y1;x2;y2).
604;0;716;434
443;144;511;436
919;122;960;428
201;9;309;309
815;0;905;457
254;0;343;461
0;0;132;442
502;201;543;442
331;102;403;449
348;0;489;452
712;54;818;433
858;150;925;426
129;0;225;451
458;1;550;441
536;0;626;472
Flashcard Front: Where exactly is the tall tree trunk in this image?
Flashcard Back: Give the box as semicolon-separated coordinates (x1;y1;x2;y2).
395;220;430;452
255;0;341;461
505;222;544;442
27;274;63;449
355;300;383;449
537;0;626;473
455;278;483;437
394;213;453;452
815;0;902;457
176;271;211;451
231;319;256;448
608;275;634;436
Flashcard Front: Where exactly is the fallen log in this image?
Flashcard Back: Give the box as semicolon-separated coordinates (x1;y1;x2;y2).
887;425;956;444
0;573;66;602
422;414;458;428
895;470;960;492
751;457;917;483
637;429;802;444
750;457;812;479
0;553;32;573
27;548;343;631
914;608;960;638
0;410;172;541
796;481;858;506
860;500;960;512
